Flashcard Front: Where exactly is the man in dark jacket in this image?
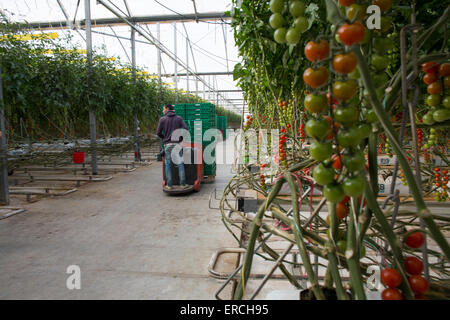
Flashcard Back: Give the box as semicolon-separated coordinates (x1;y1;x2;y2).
156;104;189;190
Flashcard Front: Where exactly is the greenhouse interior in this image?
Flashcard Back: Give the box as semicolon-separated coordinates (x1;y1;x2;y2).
0;0;449;304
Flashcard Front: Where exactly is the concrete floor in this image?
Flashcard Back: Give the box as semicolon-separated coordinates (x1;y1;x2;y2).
0;155;239;299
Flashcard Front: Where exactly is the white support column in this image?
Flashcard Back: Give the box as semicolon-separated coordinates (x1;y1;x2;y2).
131;26;140;161
85;0;98;175
0;68;9;205
157;23;162;105
173;23;178;103
186;37;189;94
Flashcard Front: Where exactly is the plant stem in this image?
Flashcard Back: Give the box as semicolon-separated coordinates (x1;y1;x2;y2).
325;201;348;299
285;173;325;300
345;197;366;300
233;177;285;300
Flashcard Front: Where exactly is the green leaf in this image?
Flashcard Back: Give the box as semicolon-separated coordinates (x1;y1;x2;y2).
325;0;344;25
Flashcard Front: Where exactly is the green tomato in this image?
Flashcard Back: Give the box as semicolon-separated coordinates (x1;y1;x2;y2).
337;126;363;148
343;150;365;172
346;4;366;21
305;94;328;114
293;16;309;33
334;106;359;127
313;163;335;186
274;27;287;44
323;183;345;203
289;0;306;17
373;73;388;88
285;28;301;45
342;175;365;197
374;37;394;53
358;123;372;139
371;54;390;71
363;109;378;123
380;16;392;33
269;13;285;29
349;68;360;79
310;141;333;162
426;94;441;107
433;108;450;122
442;96;450;109
270;0;285;13
305;118;330;140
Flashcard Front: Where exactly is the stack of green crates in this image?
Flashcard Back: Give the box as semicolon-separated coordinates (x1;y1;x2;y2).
216;115;227;140
184;103;217;176
160;103;186;118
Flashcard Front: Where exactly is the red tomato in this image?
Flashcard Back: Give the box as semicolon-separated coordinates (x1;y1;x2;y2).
427;82;443;95
303;66;329;88
338;22;365;46
340;195;351;204
336;202;349;220
338;0;355;6
422;61;439;74
331;154;343;170
439;63;450;77
333;52;358;74
404;256;424;275
381;268;402;288
381;288;403;300
304;40;330;62
423;72;438;85
409;275;428;294
405;232;425;249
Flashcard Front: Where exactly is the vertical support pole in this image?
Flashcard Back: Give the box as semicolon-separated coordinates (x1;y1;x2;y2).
173;22;178;103
186;37;190;94
0;68;9;205
203;80;206;100
85;0;98;175
196;77;199;96
215;76;219;107
131;25;141;161
157;22;162;107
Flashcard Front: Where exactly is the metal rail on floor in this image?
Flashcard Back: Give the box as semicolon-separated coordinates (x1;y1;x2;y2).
0;207;26;220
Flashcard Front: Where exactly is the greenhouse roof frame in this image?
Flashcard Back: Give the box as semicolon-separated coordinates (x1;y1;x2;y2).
5;0;244;114
22;12;230;30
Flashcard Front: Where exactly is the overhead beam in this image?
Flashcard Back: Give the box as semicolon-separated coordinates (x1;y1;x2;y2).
161;71;233;77
21;12;230;31
190;89;242;93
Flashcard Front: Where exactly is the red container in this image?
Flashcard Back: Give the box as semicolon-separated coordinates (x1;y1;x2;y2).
72;151;85;164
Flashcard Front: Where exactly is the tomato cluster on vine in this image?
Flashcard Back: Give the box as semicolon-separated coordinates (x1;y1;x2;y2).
269;0;309;45
381;231;428;300
422;62;450;125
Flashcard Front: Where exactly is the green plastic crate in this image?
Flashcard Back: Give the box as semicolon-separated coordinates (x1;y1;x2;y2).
203;163;216;176
160;103;186;118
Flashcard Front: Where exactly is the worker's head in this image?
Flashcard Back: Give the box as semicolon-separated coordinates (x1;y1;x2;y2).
163;104;174;114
